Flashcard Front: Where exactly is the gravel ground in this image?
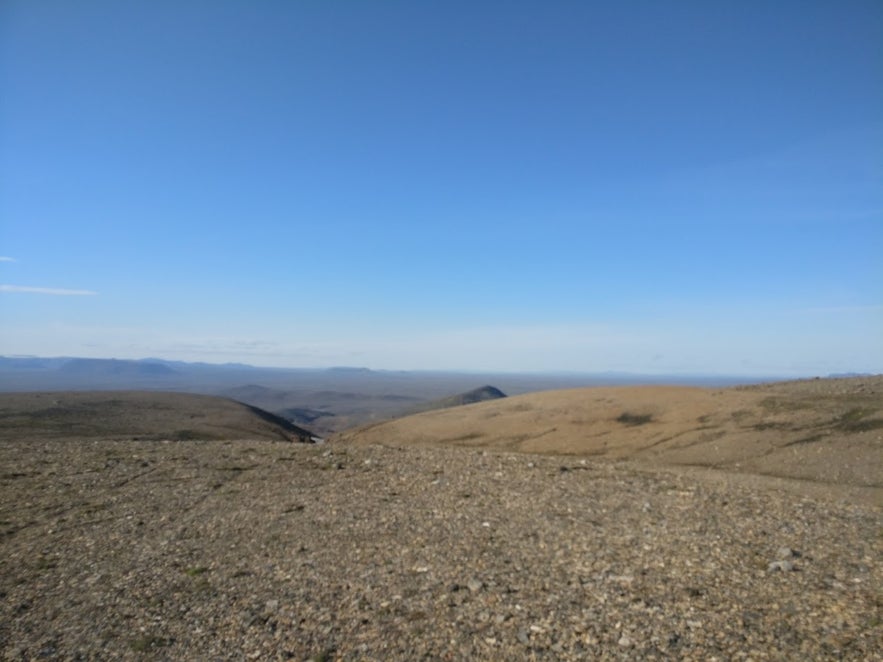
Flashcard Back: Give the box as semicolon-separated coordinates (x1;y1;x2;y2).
1;437;880;660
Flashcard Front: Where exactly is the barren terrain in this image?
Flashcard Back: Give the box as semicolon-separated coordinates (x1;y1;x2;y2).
0;391;313;444
1;377;881;660
0;356;755;436
338;376;883;503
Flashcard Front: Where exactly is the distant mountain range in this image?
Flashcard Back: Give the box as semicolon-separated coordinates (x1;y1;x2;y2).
0;356;72;370
57;358;178;377
0;356;376;374
0;356;367;390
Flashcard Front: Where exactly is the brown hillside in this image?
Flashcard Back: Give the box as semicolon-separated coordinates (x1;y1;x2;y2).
336;376;883;499
0;391;315;443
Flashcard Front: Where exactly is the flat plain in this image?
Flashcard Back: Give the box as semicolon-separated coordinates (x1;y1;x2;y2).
1;377;880;660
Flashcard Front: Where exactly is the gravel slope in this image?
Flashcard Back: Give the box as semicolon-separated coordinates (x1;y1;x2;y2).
1;437;880;660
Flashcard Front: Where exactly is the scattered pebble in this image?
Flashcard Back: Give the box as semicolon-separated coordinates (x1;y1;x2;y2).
1;439;878;659
776;546;800;559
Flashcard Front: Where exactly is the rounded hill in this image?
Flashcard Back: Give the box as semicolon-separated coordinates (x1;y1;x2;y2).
338;376;883;499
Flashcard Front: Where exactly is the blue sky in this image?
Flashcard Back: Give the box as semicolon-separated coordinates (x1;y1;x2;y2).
1;1;881;375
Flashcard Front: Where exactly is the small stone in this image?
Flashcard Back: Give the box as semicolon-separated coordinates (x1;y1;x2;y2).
768;560;796;572
618;634;633;647
264;599;279;611
466;579;483;592
516;628;530;644
776;546;800;559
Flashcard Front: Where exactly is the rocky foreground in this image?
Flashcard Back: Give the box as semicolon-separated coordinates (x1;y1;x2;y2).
1;437;880;660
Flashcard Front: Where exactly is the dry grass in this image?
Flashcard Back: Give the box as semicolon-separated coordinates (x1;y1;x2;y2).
337;376;883;503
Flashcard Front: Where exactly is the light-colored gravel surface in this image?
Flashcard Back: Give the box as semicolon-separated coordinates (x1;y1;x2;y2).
1;437;880;660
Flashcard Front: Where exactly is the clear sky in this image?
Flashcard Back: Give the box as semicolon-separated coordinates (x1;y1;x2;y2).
1;1;881;376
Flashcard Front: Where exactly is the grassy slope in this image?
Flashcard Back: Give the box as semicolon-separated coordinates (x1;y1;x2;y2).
337;377;883;494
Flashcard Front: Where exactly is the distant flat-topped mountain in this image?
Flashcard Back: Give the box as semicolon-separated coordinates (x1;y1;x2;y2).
0;391;316;442
57;358;178;377
0;356;71;371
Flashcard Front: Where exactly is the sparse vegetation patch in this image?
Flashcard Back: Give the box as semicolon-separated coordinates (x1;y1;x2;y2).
784;433;827;447
752;421;793;431
759;397;815;412
834;408;883;432
616;412;653;426
447;432;485;443
846;418;883;432
184;566;210;577
129;635;172;652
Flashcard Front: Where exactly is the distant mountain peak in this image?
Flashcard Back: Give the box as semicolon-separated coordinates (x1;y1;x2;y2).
465;385;507;401
406;385;507;415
